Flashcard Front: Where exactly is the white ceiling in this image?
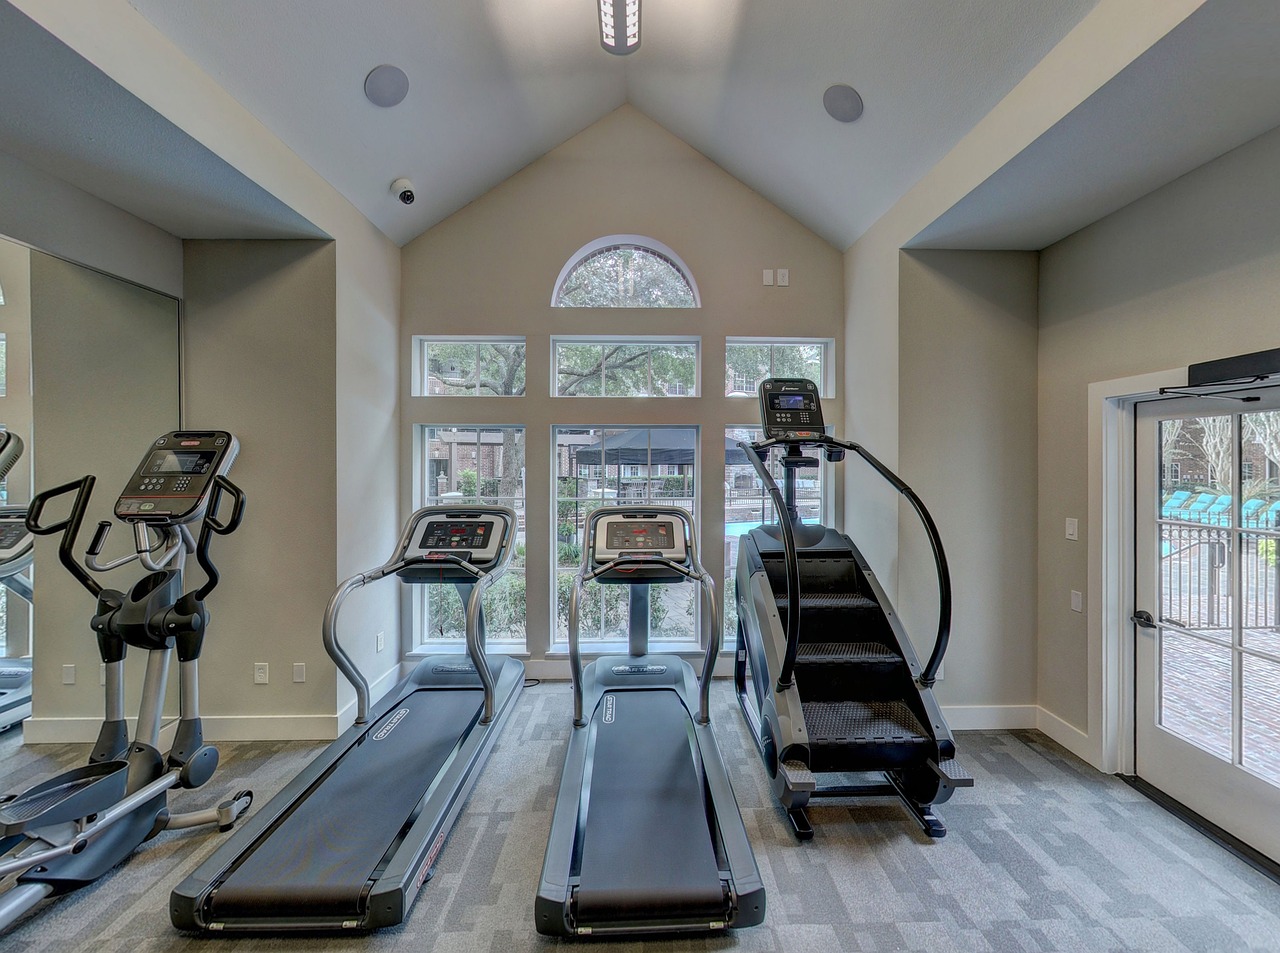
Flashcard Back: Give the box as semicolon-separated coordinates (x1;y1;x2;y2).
6;1;1279;254
122;0;1103;248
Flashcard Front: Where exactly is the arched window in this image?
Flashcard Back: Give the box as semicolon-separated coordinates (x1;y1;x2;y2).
552;235;700;308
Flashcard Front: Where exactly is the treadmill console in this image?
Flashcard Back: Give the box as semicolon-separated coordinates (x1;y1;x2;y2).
115;431;239;524
398;508;512;580
590;510;690;584
759;378;824;441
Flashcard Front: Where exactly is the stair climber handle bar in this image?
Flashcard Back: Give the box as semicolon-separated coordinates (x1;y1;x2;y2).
25;474;102;597
737;441;802;691
835;438;952;687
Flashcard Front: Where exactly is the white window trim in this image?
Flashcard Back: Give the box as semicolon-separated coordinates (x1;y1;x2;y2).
550;234;702;308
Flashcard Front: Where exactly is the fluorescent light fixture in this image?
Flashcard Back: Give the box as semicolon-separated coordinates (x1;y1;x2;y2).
598;0;640;55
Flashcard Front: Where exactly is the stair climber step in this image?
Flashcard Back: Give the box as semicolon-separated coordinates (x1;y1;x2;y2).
801;700;932;773
794;642;909;701
775;593;879;612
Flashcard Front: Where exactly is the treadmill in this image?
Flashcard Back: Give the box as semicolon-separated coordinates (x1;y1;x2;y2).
171;505;525;932
0;430;32;733
536;506;765;937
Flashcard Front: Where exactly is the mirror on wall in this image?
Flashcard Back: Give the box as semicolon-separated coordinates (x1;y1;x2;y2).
0;233;179;733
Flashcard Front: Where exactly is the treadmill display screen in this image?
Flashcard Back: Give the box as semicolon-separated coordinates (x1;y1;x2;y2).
144;449;217;475
768;392;816;412
419;520;490;550
605;520;674;551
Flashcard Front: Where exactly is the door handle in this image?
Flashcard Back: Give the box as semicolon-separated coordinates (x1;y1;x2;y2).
1131;609;1157;629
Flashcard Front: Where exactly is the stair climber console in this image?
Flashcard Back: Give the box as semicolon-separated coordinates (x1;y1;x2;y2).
733;379;972;840
0;432;251;933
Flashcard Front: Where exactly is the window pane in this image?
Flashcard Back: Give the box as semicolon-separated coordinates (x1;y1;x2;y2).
1242;532;1280;654
726;340;829;397
554;426;697;644
426;342;477;396
1243;652;1280;785
1242;411;1280;529
557;344;604;396
603;344;652;397
1159;630;1231;760
557;340;698;398
421;426;526;647
555;245;695;308
419;338;524;397
1159;524;1232;644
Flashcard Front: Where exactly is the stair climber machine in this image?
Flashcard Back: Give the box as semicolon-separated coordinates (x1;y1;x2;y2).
0;430;35;732
170;504;524;933
536;506;765;938
734;379;973;841
0;431;252;932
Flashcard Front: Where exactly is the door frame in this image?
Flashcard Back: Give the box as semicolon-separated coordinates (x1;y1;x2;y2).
1084;367;1186;774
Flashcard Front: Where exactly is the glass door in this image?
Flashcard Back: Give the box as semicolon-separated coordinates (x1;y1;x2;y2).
1135;394;1280;864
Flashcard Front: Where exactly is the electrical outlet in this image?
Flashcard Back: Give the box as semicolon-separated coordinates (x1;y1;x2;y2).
376;631;385;652
62;664;76;685
776;268;789;287
1065;517;1079;540
293;662;306;683
1071;590;1083;613
254;662;269;684
762;269;774;286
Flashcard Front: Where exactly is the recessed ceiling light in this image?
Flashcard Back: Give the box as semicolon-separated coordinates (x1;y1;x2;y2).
365;65;409;108
823;84;864;123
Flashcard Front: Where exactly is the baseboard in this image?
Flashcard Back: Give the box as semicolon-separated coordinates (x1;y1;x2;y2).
941;704;1039;730
1035;706;1094;764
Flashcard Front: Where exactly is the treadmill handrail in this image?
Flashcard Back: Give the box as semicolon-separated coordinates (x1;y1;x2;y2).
743;434;953;688
323;505;517;724
570;505;719;726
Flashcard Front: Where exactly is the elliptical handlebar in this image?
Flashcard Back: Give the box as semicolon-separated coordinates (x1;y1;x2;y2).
25;475;102;598
191;475;246;601
743;432;953;689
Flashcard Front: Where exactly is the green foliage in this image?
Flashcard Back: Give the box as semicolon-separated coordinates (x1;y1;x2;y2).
457;468;477;498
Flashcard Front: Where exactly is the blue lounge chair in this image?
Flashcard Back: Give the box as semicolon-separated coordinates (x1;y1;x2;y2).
1182;492;1218;521
1206;495;1233;524
1241;498;1266;526
1161;490;1192;519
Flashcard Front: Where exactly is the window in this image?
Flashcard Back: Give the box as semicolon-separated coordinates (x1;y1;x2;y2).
0;332;6;398
413;337;525;397
552;236;699;308
723;426;828;643
725;339;831;397
1163;462;1182;484
418;426;526;648
554;426;698;646
554;337;698;397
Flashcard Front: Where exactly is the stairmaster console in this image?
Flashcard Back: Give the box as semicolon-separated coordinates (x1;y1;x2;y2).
115;431;239;524
759;378;825;441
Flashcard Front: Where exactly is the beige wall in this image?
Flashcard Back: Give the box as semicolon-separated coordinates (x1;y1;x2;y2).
1038;123;1280;732
26;251;179;738
899;250;1039;719
401;105;845;666
181;240;350;738
0;238;34;655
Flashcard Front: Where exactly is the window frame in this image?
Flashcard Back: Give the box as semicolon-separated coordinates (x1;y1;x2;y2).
724;337;834;398
411;335;526;398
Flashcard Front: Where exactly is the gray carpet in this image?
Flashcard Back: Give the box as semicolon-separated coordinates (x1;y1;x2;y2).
2;681;1278;952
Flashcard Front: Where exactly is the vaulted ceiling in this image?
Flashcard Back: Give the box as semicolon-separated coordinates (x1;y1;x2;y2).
4;1;1280;252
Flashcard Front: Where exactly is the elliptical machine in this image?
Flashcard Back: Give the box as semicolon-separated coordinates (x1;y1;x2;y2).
734;379;972;840
0;431;251;931
0;430;35;733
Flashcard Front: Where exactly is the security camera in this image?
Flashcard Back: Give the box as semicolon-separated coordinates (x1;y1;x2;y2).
391;177;415;205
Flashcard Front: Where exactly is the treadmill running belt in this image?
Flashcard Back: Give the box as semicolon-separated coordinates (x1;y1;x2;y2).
209;688;482;919
574;690;725;925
